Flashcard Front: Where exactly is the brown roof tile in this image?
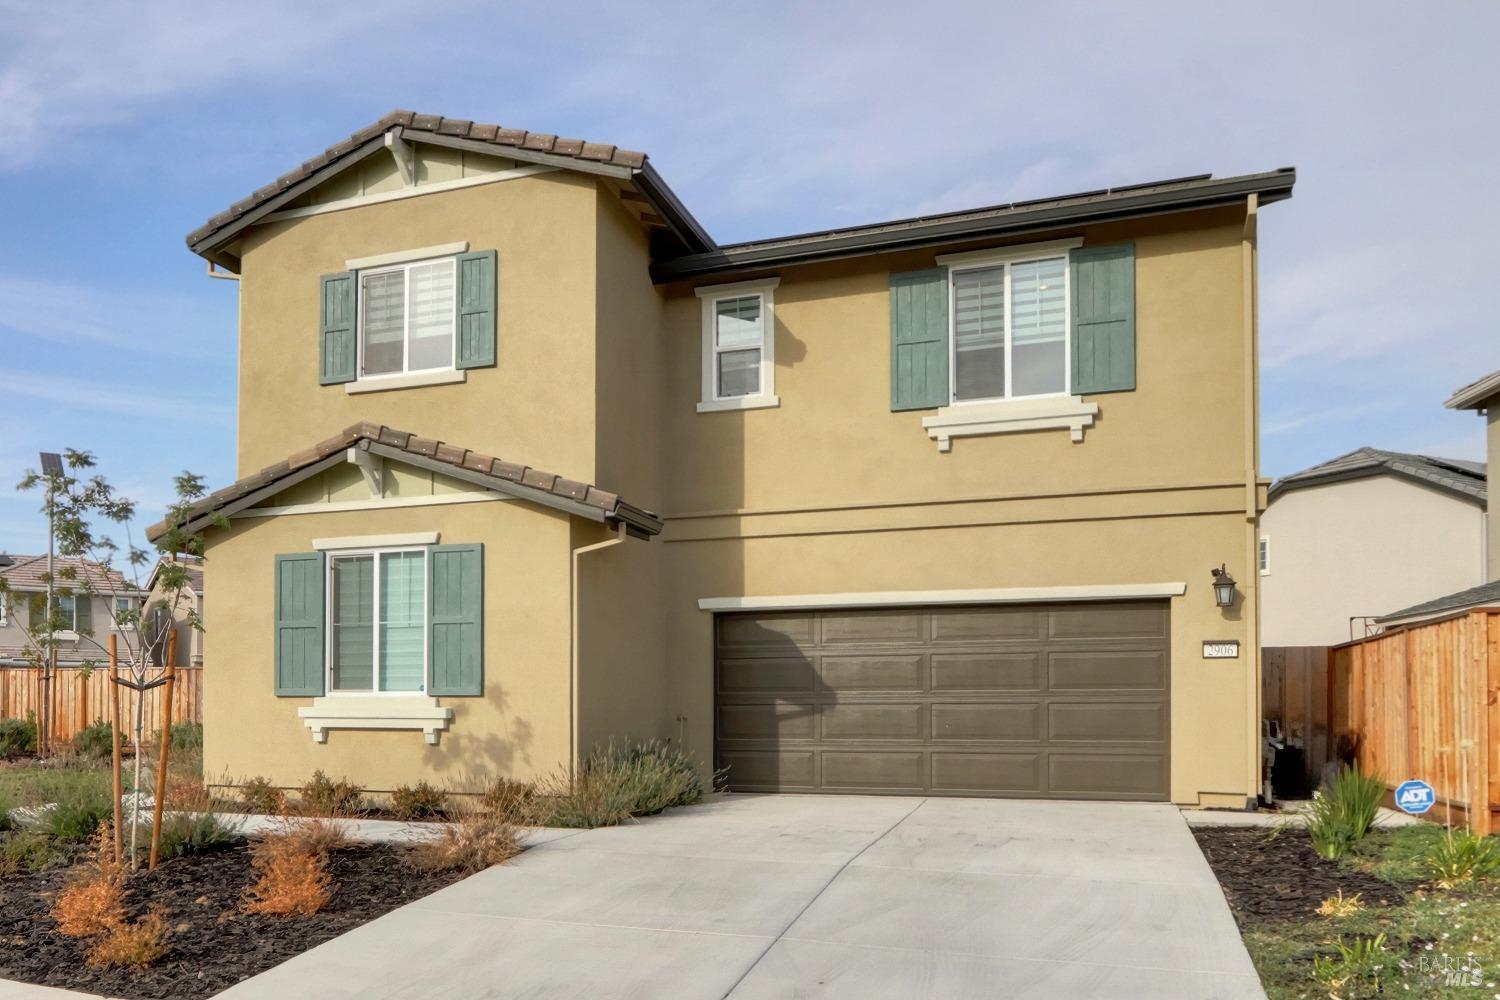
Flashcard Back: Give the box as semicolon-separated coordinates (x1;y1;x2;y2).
144;424;662;541
0;555;144;595
186;111;651;250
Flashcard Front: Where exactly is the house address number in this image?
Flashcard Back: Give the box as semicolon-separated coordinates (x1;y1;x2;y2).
1203;641;1240;659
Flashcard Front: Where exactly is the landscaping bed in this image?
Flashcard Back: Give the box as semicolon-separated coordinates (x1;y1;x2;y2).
1194;826;1408;922
0;840;469;1000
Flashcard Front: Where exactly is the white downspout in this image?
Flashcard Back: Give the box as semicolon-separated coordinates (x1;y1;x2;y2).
570;522;627;781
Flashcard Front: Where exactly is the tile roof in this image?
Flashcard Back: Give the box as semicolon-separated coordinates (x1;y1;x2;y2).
1377;579;1500;624
146;422;662;542
187;110;651;252
146;555;203;595
1268;447;1486;504
0;555;144;595
1446;367;1500;410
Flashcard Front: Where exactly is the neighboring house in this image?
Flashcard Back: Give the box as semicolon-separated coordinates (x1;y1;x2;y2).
148;110;1296;807
1373;369;1500;629
0;554;146;665
1260;448;1487;647
142;555;205;667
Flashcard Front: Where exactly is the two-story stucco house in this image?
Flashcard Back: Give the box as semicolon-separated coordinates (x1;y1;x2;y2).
0;554;144;665
149;110;1294;808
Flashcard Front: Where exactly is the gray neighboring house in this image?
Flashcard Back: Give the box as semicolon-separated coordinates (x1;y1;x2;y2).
142;554;204;667
1261;448;1487;646
1376;368;1500;628
0;554;146;665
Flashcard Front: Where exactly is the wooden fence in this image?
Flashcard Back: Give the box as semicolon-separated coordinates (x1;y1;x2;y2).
0;665;202;744
1263;645;1333;785
1331;610;1500;835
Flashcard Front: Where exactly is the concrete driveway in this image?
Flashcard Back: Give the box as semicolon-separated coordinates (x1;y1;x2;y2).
219;795;1263;999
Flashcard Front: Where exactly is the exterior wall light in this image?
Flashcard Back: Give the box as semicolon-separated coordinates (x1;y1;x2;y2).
1211;564;1237;608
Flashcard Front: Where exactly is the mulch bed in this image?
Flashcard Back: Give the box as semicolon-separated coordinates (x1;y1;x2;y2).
1193;826;1407;924
0;841;471;999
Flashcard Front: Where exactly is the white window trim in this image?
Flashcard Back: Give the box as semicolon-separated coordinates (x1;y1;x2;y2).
297;695;453;745
696;277;780;413
346;242;468;270
355;254;459;384
1259;537;1271;576
922;395;1099;452
323;545;429;697
314;532;440;551
697;581;1188;612
939;238;1082;408
345;368;466;395
55;594;79;633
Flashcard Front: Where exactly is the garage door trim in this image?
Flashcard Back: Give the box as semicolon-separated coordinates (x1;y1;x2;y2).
698;581;1187;613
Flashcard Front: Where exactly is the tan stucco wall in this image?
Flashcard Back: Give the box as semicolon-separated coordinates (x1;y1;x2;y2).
203;497;574;793
1261;476;1487;647
236;169;601;481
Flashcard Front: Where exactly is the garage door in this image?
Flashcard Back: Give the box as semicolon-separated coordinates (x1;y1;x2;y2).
714;602;1170;800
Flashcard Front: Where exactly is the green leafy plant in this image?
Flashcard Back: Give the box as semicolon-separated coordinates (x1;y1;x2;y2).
155;811;238;860
41;775;115;842
73;720;115;760
299;770;364;816
168;721;203;753
0;715;38;758
390;781;448;820
0;829;70;873
1306;765;1385;860
1311;933;1392;994
239;776;285;815
1426;827;1500;887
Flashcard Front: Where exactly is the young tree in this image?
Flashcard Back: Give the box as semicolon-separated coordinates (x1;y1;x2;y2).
3;450;215;865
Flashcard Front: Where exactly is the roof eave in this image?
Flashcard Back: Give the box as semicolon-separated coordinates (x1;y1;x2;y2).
650;169;1295;283
1445;370;1500;411
1268;464;1485;505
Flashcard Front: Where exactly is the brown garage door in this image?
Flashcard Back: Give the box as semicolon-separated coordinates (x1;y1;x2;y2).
714;602;1170;800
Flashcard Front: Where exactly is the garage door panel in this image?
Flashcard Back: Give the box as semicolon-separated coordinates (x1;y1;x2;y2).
720;750;817;790
821;703;925;741
1047;701;1167;743
821;751;925;791
821;610;924;644
931;653;1042;692
716;601;1169;800
719;702;818;741
931;752;1044;793
1049;753;1168;798
821;655;924;693
1049;650;1167;691
931;702;1042;741
1048;603;1167;640
718;613;815;647
718;657;818;693
930;607;1042;642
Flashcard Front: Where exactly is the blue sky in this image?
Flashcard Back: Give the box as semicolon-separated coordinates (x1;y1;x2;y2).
1;0;1497;557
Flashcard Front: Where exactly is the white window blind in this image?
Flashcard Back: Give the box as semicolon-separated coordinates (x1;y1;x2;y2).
359;257;457;377
951;255;1068;402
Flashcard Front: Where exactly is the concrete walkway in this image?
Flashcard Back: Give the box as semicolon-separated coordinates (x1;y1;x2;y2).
216;794;1262;999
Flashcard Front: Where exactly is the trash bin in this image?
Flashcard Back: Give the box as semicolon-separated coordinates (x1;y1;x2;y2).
1272;745;1309;800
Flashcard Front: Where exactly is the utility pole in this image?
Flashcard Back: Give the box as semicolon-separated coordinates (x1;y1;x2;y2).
39;452;62;757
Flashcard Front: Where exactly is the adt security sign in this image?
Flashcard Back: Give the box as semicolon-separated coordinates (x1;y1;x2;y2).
1395;779;1436;815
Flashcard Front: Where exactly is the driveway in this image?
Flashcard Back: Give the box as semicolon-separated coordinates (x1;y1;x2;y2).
218;795;1263;999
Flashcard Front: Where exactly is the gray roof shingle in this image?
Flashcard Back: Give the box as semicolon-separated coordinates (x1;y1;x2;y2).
1378;579;1500;623
1268;447;1486;504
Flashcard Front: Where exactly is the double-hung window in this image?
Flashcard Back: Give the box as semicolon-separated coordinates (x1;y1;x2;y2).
327;548;427;694
950;252;1069;403
696;278;780;412
56;595;78;632
358;257;457;379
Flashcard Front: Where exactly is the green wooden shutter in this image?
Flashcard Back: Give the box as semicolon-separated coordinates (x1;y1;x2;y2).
1070;244;1136;395
890;267;949;411
319;272;357;385
73;594;92;635
274;552;325;696
428;544;483;696
456;251;497;370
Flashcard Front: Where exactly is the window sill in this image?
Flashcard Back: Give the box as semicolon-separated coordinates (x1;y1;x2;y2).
345;369;466;395
921;396;1099;452
297;695;454;745
697;394;780;414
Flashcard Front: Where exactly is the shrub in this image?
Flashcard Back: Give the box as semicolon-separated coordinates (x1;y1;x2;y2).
86;908;170;968
1427;827;1500;887
169;721;203;753
42;776;115;842
240;776;285;815
406;813;520;874
53;832;128;938
0;715;38;758
0;830;70;873
0;788;12;832
390;781;448;820
73;720;114;760
1306;765;1385;860
480;778;536;823
299;770;364;816
243;821;337;917
156;811;238;861
534;740;709;829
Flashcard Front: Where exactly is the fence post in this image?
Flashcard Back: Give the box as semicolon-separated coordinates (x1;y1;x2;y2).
1474;612;1493;836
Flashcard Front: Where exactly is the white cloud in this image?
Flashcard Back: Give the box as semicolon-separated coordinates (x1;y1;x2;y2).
0;276;234;361
0;372;232;425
